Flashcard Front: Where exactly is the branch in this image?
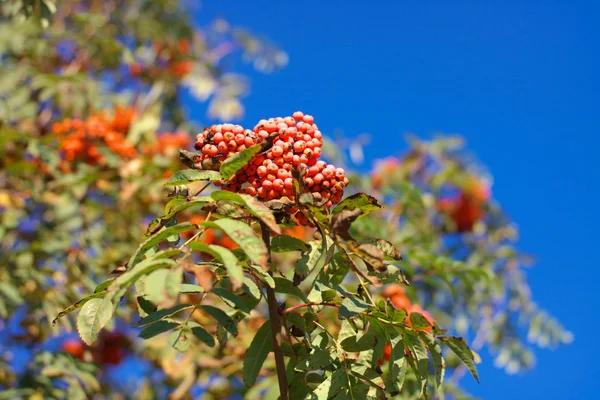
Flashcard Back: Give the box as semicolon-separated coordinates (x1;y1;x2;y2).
260;222;289;400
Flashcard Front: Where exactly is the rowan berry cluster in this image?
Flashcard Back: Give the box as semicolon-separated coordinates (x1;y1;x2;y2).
144;132;192;156
193;112;349;222
51;107;137;164
130;38;193;79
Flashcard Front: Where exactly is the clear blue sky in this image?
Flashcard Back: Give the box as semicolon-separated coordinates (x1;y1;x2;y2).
193;1;599;398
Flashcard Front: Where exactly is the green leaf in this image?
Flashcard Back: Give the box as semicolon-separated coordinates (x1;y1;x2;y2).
440;336;479;383
139;320;178;339
188;322;216;347
76;298;113;345
274;277;308;302
212;287;251;313
271;235;310;253
384;335;407;395
165;170;222;186
340;333;378;352
294;239;329;286
106;258;178;304
420;332;445;390
200;305;238;335
94;278;115;293
201;219;268;269
244;277;263;300
363;239;402;261
190;241;244;290
220;144;262;180
211;190;281;234
307;281;336;304
136;304;193;327
168;327;191;352
0;283;23;305
246;263;275;288
402;330;429;394
339;296;372;319
128;224;190;267
332;193;382;216
161;196;213;220
179;284;205;293
295;349;334;371
145;268;181;304
243;320;273;387
305;369;347;400
52;292;105;326
409;312;433;331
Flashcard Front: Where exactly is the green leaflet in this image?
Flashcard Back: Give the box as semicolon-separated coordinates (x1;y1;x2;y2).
243;320;273;387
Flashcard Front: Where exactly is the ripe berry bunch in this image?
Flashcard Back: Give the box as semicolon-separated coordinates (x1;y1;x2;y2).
144;132;192;156
130;38;193;79
52;107;137;164
193;112;349;222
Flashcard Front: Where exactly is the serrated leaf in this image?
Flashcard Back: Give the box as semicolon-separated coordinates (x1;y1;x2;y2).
220;144;262;180
271;234;310;253
136;304;193;327
295;349;334;371
332;193;381;215
200;305;237;335
384;335;407;395
420;332;445;389
212;287;251;312
305;369;347;400
244;277;262;300
274;277;308;302
246;263;275;288
179;283;205;293
145;269;179;304
52;292;105;326
165;170;222;186
403;329;429;394
440;336;479;382
201;219;268;269
363;239;402;261
76;298;113;345
139;320;178;339
160;196;213;221
211;190;281;234
410;312;433;331
188;321;216;347
340;333;378;352
190;242;244;290
168;327;191;352
339;296;372;319
129;224;190;267
243;320;273;387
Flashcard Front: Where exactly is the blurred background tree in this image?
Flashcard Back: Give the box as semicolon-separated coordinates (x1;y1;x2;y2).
0;1;571;399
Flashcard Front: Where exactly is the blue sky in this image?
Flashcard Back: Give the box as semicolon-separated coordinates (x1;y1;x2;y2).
194;1;599;398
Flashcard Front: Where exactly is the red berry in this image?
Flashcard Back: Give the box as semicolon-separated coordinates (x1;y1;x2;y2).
207;145;218;157
293;111;304;121
262;180;273;190
235;134;245;145
272;146;284;157
257;166;268;177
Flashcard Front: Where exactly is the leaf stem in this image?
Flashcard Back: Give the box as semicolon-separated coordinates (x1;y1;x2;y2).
282;302;340;315
260;222;289;400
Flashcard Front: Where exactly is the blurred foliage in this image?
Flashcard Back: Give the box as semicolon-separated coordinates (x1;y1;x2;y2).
0;0;570;399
